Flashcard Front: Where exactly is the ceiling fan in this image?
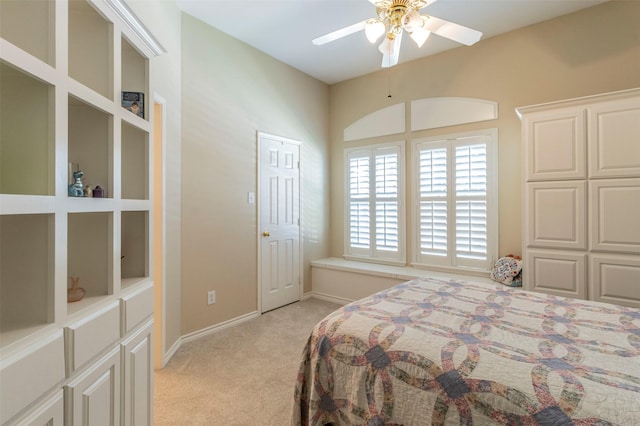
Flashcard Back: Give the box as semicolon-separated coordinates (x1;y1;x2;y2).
312;0;483;68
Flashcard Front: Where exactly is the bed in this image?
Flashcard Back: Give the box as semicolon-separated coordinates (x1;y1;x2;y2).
292;277;640;425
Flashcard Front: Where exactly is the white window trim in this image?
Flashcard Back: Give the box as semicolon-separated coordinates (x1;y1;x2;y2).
410;129;499;273
344;141;406;266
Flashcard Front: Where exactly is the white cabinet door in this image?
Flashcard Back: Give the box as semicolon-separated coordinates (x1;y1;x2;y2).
589;178;640;253
523;107;586;181
121;320;153;426
588;96;640;178
526;181;587;250
65;347;121;426
590;254;640;308
524;249;587;299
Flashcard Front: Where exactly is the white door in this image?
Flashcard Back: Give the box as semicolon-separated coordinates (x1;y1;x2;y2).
258;132;301;313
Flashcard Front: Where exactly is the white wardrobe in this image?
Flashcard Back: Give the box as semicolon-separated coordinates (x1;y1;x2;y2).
517;88;640;308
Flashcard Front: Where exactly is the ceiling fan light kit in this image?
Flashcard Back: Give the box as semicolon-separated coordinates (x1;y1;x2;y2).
313;0;482;68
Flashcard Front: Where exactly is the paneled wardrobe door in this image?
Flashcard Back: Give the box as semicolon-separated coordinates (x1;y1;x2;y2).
587;96;640;179
587;95;640;308
523;106;586;182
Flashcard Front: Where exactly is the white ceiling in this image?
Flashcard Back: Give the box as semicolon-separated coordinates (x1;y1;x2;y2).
176;0;608;85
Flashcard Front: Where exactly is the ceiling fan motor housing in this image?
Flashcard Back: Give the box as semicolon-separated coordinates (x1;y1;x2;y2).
376;0;429;36
312;0;482;68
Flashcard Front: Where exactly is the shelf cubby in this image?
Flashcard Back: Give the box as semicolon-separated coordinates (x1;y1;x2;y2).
0;214;54;347
68;96;113;198
67;212;113;314
121;36;148;120
121;122;149;200
121;211;148;288
0;0;54;67
1;61;54;196
68;0;112;99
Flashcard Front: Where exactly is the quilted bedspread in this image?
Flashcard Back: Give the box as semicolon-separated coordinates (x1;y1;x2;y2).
292;277;640;425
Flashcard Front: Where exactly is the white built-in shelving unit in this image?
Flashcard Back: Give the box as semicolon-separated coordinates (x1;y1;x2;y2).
0;0;163;423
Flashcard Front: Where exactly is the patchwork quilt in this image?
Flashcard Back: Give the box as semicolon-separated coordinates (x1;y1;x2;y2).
292;277;640;425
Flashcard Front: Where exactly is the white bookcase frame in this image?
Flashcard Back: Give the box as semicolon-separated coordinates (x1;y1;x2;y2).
0;0;164;423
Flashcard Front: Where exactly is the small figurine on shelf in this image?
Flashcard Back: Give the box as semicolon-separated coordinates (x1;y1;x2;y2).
84;185;93;197
67;276;86;303
68;169;85;197
92;185;104;198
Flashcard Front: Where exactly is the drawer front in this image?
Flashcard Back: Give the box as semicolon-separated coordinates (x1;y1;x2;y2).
0;331;65;424
7;389;64;425
121;282;154;334
65;301;120;374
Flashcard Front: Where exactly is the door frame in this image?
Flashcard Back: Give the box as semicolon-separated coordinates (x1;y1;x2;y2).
153;94;167;368
256;131;303;314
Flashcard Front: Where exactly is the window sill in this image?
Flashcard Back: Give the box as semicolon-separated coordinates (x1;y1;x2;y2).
311;257;493;284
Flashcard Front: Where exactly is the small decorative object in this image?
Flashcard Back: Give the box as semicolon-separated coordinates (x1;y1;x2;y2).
490;254;523;287
67;276;86;303
122;91;144;118
84;185;93;197
92;185;104;198
68;168;85;197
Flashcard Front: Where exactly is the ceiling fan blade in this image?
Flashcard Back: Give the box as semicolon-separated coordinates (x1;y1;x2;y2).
369;0;440;6
312;20;367;45
424;15;482;46
381;34;402;68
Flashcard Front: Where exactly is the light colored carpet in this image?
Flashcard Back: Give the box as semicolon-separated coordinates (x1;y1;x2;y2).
154;298;340;425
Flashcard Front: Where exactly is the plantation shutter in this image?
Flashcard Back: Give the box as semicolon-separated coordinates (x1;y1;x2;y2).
349;154;370;250
418;146;448;257
375;152;399;253
345;143;404;262
455;143;487;261
413;132;495;270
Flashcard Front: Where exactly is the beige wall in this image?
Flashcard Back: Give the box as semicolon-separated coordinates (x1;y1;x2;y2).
131;0;639;346
328;1;640;260
180;15;330;334
126;0;183;358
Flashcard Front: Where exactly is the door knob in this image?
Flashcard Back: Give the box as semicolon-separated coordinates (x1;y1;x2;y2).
262;231;271;237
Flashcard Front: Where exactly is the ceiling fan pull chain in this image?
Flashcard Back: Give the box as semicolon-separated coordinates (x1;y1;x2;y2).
387;65;392;98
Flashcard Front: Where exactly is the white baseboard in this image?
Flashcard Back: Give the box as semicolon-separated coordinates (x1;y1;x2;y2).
182;310;260;344
161;310;260;365
305;291;353;306
163;337;182;366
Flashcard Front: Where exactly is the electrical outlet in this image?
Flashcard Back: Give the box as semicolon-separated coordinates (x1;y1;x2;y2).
207;290;216;305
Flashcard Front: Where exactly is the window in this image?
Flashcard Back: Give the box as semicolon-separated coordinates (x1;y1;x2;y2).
412;130;498;271
344;142;405;264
